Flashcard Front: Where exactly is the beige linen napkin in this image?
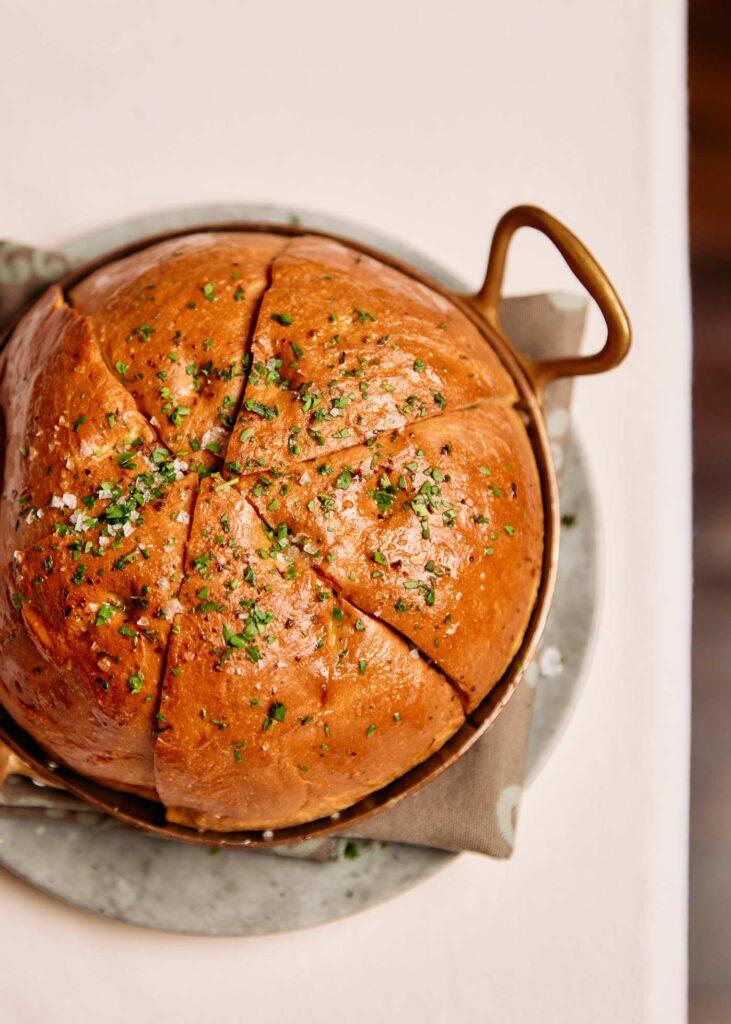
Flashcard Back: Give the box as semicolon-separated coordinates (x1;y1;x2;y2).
0;241;586;858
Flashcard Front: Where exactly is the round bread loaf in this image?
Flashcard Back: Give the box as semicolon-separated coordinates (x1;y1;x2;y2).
0;231;542;829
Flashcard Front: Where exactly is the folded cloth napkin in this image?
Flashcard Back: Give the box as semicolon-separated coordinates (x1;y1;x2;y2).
0;241;68;323
0;238;586;859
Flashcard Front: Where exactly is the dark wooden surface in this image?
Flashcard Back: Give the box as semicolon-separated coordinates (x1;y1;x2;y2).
689;1;731;1020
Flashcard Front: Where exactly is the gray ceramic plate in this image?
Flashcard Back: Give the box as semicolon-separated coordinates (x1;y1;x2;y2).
0;205;598;935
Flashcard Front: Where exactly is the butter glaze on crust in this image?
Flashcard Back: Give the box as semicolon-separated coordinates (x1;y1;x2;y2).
0;289;194;791
155;480;464;830
12;476;194;790
71;232;287;456
245;402;543;710
227;235;516;475
0;288;157;552
0;231;543;828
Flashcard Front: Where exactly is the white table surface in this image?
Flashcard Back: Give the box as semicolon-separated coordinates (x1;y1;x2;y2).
0;2;690;1021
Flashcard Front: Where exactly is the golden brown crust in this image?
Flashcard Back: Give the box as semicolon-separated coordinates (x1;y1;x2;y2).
0;289;195;790
0;231;543;827
154;480;464;829
0;287;157;552
71;232;287;456
10;475;194;790
245;402;543;710
227;235;516;475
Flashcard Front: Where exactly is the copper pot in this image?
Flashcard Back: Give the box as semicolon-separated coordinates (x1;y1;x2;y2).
0;205;631;848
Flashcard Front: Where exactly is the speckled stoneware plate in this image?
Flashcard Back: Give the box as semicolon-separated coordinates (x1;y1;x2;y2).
0;205;598;935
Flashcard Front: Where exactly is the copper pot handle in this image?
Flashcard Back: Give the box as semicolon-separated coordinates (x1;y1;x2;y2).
469;205;631;393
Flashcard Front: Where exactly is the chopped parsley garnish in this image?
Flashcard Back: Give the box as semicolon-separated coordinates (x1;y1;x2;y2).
262;701;287;730
244;399;279;420
334;468;353;490
166;405;190;427
354;308;377;323
369;475;397;514
95;603;117;627
131;323;155;342
220;604;274;664
127;670;144;693
192;552;214;576
111;548;139;573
